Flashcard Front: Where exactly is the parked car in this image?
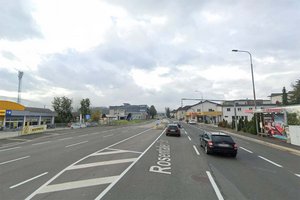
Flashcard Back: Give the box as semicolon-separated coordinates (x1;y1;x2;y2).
200;132;238;157
70;123;86;129
166;124;181;137
188;119;197;124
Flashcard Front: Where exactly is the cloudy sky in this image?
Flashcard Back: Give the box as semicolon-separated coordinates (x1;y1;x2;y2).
1;0;300;111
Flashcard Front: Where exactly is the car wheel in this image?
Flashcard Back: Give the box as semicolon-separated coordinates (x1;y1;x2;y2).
166;133;169;136
205;145;210;154
231;152;237;158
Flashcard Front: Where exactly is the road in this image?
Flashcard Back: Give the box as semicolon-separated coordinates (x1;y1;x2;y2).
0;121;299;200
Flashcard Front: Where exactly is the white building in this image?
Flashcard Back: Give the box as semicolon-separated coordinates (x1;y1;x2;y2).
222;100;276;123
186;101;223;124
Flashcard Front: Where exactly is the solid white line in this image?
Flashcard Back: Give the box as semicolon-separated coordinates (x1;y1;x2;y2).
65;141;88;148
94;128;166;200
67;158;137;170
39;176;118;194
239;147;253;154
25;128;153;200
206;171;224;200
295;174;300;178
0;156;30;166
77;134;88;138
258;156;283;168
32;141;51;146
10;172;48;189
188;136;192;141
92;150;129;156
0;146;21;152
193;145;200;155
103;134;114;138
59;137;73;141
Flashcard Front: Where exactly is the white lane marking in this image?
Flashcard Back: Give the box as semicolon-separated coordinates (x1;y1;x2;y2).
0;146;21;152
103;134;114;138
65;141;88;148
258;156;283;168
67;158;137;170
206;171;224;200
32;141;51;146
10;172;48;189
59;137;73;141
39;176;118;194
239;147;253;154
185;131;187;135
77;134;88;138
295;174;300;178
92;150;129;156
25;128;153;200
193;145;200;155
188;136;192;141
90;132;99;135
106;148;142;154
0;156;30;166
94;128;166;200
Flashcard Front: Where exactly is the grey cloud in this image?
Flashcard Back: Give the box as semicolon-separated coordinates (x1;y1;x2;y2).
1;51;19;60
0;0;42;40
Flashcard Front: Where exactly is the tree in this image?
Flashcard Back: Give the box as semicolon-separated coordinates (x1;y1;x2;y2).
165;107;171;118
91;110;101;122
149;105;157;119
52;96;73;123
79;98;91;119
282;86;288;105
290;79;300;104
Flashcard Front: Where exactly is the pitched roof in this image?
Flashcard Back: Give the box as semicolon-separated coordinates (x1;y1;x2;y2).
25;107;55;114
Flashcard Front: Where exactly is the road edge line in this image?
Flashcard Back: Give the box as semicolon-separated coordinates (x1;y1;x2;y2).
206;171;224;200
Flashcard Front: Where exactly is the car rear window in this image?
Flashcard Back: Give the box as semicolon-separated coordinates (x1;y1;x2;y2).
212;135;234;143
168;125;178;129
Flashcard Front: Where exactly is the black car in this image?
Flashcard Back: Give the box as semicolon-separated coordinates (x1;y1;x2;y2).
200;132;238;157
166;124;181;137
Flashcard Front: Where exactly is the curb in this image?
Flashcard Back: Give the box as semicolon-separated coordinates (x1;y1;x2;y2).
222;130;300;156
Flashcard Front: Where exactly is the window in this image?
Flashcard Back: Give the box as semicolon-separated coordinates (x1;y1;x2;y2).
209;109;214;112
238;108;241;111
249;108;253;110
227;108;231;111
197;109;201;112
224;116;228;118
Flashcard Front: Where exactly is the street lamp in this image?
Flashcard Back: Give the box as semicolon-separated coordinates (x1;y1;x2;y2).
232;49;259;134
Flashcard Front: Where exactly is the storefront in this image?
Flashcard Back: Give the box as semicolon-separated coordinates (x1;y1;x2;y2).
0;100;56;131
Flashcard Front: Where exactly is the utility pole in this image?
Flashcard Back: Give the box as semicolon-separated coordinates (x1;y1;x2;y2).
17;71;24;104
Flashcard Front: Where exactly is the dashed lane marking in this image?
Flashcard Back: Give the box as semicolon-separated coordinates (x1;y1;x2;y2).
0;146;21;152
295;174;300;178
32;141;51;146
58;137;73;141
239;147;253;154
103;134;114;138
193;145;200;155
38;176;118;194
65;141;88;148
258;156;283;168
0;156;30;166
67;158;137;170
188;136;192;141
206;171;224;200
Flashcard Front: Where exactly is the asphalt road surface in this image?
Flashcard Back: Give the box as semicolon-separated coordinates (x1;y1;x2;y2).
0;121;299;200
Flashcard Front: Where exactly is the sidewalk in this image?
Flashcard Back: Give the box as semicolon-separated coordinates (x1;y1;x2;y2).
197;123;300;155
0;127;69;140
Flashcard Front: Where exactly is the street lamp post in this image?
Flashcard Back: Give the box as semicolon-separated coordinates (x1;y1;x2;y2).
232;49;259;134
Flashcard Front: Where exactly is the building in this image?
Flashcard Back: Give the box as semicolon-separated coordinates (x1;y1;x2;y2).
109;103;149;120
269;92;293;104
0;100;56;130
175;105;191;120
222;99;276;123
186;100;223;124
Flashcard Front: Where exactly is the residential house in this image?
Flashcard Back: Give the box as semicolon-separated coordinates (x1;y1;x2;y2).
109;103;149;120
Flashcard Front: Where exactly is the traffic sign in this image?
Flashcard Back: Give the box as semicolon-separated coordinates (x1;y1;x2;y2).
6;110;12;116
